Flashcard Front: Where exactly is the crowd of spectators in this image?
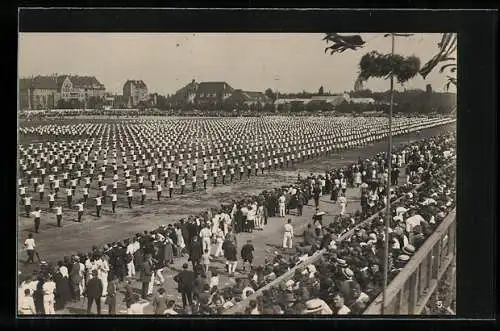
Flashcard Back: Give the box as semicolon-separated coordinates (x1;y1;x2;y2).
227;133;456;315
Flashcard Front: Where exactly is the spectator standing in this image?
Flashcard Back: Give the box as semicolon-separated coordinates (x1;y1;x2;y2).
282;219;294;249
173;263;196;311
152;287;167;315
24;233;36;264
241;240;255;272
85;270;103;314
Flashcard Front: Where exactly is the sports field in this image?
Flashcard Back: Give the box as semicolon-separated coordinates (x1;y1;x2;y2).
17;116;455;314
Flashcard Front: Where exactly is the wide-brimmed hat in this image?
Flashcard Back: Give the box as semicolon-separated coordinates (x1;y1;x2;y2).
402;245;416;255
303;299;324;314
397;254;411;262
336;258;347;267
342;267;354;279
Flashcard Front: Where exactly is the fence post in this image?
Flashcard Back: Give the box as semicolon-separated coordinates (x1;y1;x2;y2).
409;267;419;314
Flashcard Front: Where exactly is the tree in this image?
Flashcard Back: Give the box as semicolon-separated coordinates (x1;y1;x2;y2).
318;86;324;95
325;33;457;91
264;88;276;102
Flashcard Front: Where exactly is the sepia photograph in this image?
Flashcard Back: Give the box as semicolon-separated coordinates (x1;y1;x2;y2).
17;31;458;317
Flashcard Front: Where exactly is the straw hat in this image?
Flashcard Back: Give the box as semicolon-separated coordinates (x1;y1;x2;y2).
336;258;347;268
303;299;324;314
397;254;410;262
342;267;354;280
402;245;416;255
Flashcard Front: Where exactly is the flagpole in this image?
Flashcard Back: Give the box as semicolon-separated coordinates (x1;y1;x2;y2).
382;32;395;315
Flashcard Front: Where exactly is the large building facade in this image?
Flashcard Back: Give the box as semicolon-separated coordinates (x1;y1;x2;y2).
168;80;270;109
123;80;148;107
19;75;106;110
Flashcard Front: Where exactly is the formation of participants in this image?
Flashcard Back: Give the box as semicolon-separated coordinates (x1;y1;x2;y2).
18;116;453;231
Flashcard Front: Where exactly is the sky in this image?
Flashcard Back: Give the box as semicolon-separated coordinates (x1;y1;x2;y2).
18;33;457;95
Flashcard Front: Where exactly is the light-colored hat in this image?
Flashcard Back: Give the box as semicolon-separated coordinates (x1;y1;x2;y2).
303;299;324;314
402;245;416;255
337;258;347;267
393;215;404;223
397;254;410;262
342;268;354;279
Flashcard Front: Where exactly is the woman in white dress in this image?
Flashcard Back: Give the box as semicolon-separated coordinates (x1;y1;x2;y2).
256;204;264;230
174;225;186;257
354;170;362;187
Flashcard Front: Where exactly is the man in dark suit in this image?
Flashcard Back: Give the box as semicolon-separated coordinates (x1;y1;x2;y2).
70;256;82;301
85;270;103;314
188;236;202;271
173;263;196;311
140;254;153;299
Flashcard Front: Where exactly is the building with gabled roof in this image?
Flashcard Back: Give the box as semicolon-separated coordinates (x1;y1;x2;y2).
19;74;106;110
224;89;270;107
194;81;233;105
19;75;60;110
58;75;106;101
123;80;149;107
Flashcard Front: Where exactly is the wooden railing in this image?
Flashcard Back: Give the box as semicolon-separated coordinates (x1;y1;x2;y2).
363;208;456;315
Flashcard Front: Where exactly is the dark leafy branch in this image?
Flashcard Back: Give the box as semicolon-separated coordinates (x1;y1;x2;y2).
324;33;457;91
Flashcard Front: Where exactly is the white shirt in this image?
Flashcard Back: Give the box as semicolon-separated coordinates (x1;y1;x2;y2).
55;206;62;215
284;223;294;235
163;308;178;315
24;238;36;250
405;215;425;233
42;281;56;297
128;301;149;315
31;210;41;218
279;196;286;204
337;305;351;315
200;228;212;239
59;266;69;278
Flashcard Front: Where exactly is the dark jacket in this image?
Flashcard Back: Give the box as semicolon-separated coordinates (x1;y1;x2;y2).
70;262;82;283
240;244;254;260
86;277;103;298
123;284;134;308
224;242;237;261
174;270;196;292
140;260;153;283
106;281;117;307
189;240;202;262
303;228;315;245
